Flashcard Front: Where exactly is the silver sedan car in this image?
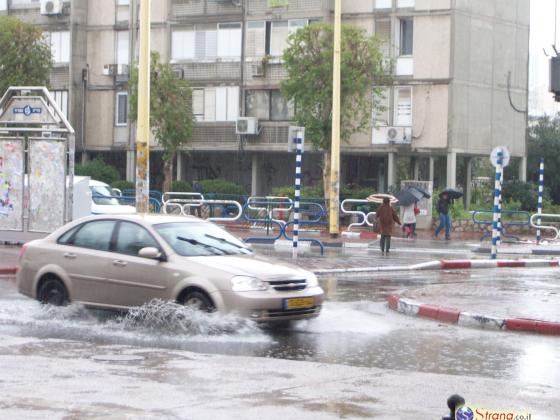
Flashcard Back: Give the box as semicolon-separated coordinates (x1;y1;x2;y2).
17;215;324;322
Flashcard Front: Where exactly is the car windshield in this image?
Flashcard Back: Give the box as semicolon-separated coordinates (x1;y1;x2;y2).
91;186;119;205
154;222;253;257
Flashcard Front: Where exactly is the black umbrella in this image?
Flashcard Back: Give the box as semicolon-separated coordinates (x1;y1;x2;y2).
410;186;431;199
395;188;423;206
440;188;463;200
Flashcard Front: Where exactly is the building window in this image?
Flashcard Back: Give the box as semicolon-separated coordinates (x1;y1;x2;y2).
265;19;309;57
192;87;239;122
397;0;414;8
45;31;70;64
394;87;412;126
373;88;390;126
171;23;241;62
375;20;391;59
116;92;128;126
399;18;413;56
116;31;129;65
270;90;294;121
51;90;68;120
116;0;129;22
245;90;270;120
375;0;392;8
0;0;7;11
246;21;266;58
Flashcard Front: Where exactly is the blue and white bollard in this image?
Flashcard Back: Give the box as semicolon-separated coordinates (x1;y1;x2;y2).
537;158;544;244
491;150;503;260
292;133;303;259
497;167;503;245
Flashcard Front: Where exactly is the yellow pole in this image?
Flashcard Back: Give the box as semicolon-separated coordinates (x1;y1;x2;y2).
329;0;341;236
135;0;151;213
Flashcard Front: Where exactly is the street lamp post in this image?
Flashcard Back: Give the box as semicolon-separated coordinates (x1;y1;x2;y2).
329;0;342;237
135;0;151;213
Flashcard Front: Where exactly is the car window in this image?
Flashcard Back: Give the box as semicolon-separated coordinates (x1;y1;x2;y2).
115;221;160;256
91;185;119;205
57;225;81;244
71;220;116;251
154;222;252;257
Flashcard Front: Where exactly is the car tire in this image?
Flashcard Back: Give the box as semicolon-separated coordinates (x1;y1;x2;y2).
38;277;69;306
180;291;215;313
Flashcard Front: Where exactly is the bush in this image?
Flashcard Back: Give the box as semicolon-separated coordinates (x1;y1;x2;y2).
502;180;538;212
171;180;192;192
111;180;134;192
199;179;246;195
271;184;324;199
75;158;120;185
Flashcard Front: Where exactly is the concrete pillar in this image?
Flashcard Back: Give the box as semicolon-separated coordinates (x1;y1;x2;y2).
465;157;472;209
81;151;90;164
377;159;385;193
519;156;527;182
413;157;421;180
176;151;183;181
429;156;435;183
251;153;260;196
387;152;396;190
446;151;457;188
126;150;135;182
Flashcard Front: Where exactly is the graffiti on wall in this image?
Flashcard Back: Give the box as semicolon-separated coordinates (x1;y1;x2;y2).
28;140;66;233
0;140;23;230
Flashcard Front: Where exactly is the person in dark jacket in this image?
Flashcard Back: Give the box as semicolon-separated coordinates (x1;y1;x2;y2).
435;193;451;240
375;197;401;254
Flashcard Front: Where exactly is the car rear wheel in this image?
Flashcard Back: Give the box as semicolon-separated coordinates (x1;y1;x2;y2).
180;291;215;313
38;277;69;306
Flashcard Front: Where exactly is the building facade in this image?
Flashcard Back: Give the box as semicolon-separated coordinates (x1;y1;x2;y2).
1;0;530;195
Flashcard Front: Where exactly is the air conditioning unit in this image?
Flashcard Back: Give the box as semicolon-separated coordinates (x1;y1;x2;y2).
236;117;259;135
173;68;184;79
117;64;129;75
40;0;62;15
102;64;117;76
252;62;264;77
386;126;412;144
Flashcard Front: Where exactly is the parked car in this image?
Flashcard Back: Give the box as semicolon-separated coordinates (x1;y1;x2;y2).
89;180;136;215
16;214;324;322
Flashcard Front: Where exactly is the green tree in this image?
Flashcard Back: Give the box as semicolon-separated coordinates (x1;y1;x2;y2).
0;16;52;95
281;22;387;199
129;52;195;192
527;114;560;203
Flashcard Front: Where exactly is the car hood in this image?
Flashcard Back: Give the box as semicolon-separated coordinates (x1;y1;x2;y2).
186;254;310;279
91;204;137;214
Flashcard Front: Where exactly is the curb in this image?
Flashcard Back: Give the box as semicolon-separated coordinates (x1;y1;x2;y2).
0;266;17;275
388;295;560;336
314;258;560;275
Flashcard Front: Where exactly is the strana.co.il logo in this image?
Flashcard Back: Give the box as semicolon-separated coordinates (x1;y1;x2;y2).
456;406;474;420
13;105;42;116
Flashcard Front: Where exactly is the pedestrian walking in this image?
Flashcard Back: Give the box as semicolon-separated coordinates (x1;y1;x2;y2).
435;192;451;240
376;197;401;254
401;202;418;238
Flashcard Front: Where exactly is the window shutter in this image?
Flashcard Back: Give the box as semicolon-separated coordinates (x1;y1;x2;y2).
204;88;216;121
192;89;204;120
375;20;391;59
270;21;289;56
395;88;412;126
227;87;239;121
247;21;265;58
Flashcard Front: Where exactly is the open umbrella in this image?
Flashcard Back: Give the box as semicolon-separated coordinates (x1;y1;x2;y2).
394;188;423;206
439;188;463;200
410;186;431;199
366;193;398;204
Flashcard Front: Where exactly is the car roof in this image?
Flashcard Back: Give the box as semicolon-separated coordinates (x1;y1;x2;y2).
89;179;110;187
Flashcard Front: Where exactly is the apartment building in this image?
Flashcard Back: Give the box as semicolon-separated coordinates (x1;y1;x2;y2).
1;0;530;195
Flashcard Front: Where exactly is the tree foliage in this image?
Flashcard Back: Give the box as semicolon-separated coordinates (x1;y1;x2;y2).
129;52;196;192
0;16;52;95
527;114;560;203
75;158;121;185
281;22;387;198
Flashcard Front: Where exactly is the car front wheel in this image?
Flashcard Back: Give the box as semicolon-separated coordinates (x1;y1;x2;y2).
38;277;69;306
180;291;215;313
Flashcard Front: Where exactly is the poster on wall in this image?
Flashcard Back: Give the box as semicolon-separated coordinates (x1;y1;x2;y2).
28;139;66;233
0;139;24;231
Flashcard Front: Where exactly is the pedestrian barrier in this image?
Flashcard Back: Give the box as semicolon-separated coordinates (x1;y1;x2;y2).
161;192;243;222
340;199;376;231
530;213;560;241
472;209;530;242
281;202;326;254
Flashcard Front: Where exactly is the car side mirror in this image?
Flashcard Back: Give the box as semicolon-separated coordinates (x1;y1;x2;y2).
138;247;165;261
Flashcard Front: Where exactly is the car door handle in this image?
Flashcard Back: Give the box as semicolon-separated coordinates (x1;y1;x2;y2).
64;252;77;259
112;260;127;267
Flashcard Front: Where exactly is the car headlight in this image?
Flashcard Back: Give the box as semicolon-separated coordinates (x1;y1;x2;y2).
231;276;268;292
306;273;319;288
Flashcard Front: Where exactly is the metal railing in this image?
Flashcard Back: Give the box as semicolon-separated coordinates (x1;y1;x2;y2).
340;199;376;231
161;192;242;222
530;213;560;241
472;209;531;242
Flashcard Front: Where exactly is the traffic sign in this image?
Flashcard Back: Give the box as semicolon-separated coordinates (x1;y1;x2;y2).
288;126;305;152
490;146;510;168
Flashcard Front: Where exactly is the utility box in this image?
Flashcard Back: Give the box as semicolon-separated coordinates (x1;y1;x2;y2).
549;56;560;102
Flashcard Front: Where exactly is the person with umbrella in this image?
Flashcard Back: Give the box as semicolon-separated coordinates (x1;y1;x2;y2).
376;196;401;254
434;188;462;240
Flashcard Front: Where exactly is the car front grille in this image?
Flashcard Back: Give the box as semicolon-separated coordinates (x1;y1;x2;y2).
267;278;307;291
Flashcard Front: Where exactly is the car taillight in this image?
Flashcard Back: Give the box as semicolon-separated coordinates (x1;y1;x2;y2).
17;243;29;271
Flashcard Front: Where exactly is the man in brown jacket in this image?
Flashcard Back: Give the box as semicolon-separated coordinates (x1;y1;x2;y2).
375;197;401;254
